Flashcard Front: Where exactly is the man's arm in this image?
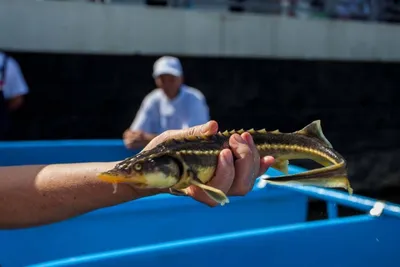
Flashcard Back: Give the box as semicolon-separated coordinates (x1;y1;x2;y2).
0;161;162;229
187;94;210;127
3;57;29;111
123;94;158;149
0;121;274;229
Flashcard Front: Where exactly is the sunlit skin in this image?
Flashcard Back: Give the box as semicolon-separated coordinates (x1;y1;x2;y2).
7;95;25;111
0;120;274;229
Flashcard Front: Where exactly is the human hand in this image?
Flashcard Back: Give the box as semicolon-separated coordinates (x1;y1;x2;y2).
123;130;143;148
123;130;155;149
142;120;275;207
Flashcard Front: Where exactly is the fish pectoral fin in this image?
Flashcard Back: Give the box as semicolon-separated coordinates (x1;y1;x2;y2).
264;175;353;195
189;179;230;206
169;188;188;197
263;161;353;194
271;159;289;175
295;120;333;148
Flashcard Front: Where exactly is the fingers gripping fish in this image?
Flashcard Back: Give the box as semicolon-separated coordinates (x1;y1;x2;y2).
97;120;353;206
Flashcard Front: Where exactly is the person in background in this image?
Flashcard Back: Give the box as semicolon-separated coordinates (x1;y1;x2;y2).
123;56;210;149
0;52;29;140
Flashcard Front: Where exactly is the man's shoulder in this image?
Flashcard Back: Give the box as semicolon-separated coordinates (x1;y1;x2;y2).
139;89;163;110
0;52;9;68
182;85;206;101
1;54;22;75
0;53;16;66
143;88;163;102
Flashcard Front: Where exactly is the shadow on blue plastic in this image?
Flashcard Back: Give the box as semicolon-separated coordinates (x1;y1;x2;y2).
29;214;400;267
0;138;309;267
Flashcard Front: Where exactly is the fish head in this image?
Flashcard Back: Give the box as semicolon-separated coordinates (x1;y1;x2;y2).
97;155;182;189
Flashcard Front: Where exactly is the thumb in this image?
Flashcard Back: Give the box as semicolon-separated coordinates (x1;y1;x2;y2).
185;120;219;137
143;121;219;151
164;120;219;140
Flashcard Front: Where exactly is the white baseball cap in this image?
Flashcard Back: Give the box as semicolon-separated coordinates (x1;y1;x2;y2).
152;56;183;78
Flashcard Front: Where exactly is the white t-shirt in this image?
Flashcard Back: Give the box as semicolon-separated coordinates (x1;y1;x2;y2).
130;85;210;134
0;52;29;99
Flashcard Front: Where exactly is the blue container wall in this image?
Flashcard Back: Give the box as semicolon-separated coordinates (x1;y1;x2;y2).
0;140;140;166
33;215;400;267
0;140;309;267
0;183;307;267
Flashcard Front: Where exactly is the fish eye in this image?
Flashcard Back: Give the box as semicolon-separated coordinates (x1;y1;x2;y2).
134;163;142;171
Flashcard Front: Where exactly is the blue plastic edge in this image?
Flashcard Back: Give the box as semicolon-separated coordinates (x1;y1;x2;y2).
26;214;382;267
0;139;126;148
266;183;400;219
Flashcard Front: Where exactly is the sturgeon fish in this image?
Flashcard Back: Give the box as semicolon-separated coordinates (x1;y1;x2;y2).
97;120;352;205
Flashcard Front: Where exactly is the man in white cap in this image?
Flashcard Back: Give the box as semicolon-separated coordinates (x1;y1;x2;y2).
123;56;210;149
0;52;29;140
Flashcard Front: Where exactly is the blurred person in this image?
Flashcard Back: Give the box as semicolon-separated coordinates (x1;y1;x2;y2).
0;52;29;140
335;0;371;19
123;56;210;150
0;120;275;229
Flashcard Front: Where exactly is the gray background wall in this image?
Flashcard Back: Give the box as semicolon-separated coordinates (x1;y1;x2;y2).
1;0;400;61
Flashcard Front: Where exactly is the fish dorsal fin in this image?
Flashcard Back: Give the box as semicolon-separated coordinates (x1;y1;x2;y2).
247;128;256;134
296;120;333;148
221;130;230;137
237;129;245;134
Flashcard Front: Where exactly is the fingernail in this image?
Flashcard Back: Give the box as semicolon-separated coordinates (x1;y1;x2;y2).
262;156;275;165
234;134;245;144
222;150;233;165
242;133;254;146
201;122;210;134
265;156;275;162
226;150;234;164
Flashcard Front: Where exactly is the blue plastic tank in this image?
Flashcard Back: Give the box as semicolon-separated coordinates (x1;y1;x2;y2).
0;140;309;266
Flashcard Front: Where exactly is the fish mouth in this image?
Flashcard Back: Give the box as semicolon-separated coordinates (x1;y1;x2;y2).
97;171;148;187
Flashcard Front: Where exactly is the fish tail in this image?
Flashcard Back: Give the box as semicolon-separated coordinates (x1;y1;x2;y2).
263;160;353;194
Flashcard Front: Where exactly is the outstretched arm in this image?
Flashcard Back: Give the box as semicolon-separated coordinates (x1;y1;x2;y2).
0;161;162;229
123;94;157;149
0;120;274;229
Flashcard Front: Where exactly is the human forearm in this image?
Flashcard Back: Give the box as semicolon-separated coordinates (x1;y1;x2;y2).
0;162;160;229
7;95;24;111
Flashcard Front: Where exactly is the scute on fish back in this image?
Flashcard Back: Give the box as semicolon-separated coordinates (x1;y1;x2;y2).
97;120;353;206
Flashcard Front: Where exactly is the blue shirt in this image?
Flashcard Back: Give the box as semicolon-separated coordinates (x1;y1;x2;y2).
0;52;29;138
130;85;210;134
0;52;29;100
